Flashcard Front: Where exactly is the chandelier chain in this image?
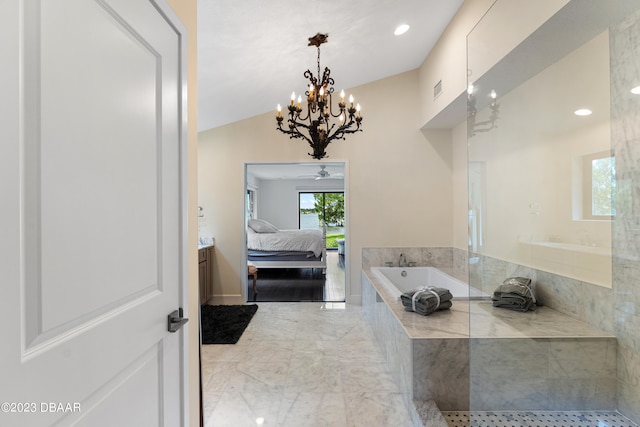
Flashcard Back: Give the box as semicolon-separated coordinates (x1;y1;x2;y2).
317;46;321;82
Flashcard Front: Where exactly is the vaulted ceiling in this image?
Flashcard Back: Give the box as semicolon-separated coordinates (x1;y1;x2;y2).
197;0;463;131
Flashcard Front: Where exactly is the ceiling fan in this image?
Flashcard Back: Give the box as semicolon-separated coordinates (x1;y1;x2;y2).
300;165;344;180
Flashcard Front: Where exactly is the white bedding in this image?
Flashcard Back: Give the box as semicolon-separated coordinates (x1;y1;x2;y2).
247;228;324;258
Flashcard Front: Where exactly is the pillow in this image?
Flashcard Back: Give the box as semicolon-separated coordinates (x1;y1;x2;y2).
248;219;278;233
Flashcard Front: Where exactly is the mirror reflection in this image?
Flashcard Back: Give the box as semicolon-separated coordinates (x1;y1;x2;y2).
468;19;613;287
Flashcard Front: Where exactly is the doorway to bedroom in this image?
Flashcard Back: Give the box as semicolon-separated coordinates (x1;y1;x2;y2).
245;162;347;303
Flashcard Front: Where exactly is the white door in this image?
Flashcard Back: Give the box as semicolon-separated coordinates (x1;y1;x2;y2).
0;0;188;426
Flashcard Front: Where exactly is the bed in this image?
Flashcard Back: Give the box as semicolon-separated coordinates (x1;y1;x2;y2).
246;219;327;272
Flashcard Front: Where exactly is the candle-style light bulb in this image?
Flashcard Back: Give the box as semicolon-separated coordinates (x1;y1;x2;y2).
467;84;474;95
291;92;295;106
319;87;324;97
356;103;361;118
339;114;344;124
297;95;302;107
490;89;497;99
340;90;345;102
277;104;282;118
349;94;354;107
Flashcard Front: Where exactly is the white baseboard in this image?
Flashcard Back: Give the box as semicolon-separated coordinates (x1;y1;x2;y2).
347;294;362;305
205;294;245;305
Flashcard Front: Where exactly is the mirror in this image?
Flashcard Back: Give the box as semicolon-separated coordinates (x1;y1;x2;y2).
244;162;347;301
465;2;638;288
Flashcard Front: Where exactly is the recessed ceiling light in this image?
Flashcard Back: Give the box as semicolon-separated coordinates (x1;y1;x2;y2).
394;24;410;36
574;108;592;116
631;86;640;94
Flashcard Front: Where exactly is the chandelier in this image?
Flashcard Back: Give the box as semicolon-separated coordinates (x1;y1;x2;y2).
276;33;363;160
467;84;499;137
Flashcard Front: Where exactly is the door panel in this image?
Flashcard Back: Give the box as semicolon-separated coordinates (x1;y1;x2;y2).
37;0;161;334
1;0;187;425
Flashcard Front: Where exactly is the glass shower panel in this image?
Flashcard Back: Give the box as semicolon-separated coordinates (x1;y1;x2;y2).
466;0;640;419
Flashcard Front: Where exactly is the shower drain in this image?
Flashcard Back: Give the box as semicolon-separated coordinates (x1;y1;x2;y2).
442;411;639;427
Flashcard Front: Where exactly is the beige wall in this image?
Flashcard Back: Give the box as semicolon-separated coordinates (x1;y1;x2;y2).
165;0;199;425
198;70;454;303
418;0;569;128
418;0;495;126
467;0;570;83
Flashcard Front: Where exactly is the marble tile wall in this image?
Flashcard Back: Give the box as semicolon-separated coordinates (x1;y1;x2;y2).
362;247;453;272
412;338;469;410
362;273;416;418
469;338;617;411
611;8;640;422
467;250;614;334
363;272;452;426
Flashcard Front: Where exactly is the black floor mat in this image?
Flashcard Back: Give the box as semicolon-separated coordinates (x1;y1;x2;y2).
200;304;258;344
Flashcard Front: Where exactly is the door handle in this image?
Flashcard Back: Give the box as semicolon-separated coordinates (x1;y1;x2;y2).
168;308;189;333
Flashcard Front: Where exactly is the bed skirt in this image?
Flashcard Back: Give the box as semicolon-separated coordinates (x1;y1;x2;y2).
247;250;321;262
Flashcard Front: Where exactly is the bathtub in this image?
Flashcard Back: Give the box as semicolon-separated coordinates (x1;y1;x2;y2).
371;266;488;300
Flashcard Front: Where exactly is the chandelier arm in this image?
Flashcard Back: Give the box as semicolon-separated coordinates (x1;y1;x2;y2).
342;119;363;134
276;125;313;145
328;118;363;141
330;120;352;139
288;119;311;131
327;94;346;118
316;46;321;81
296;109;311;122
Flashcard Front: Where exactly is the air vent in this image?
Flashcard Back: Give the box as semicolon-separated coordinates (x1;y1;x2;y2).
433;79;442;99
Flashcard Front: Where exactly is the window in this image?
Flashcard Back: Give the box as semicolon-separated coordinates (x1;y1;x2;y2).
246;188;255;221
582;150;615;220
299;192;344;248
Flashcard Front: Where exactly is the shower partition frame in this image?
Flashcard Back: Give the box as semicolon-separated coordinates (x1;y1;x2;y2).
465;0;640;421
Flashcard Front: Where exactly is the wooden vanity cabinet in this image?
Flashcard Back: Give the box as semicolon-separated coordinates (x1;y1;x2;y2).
198;246;213;304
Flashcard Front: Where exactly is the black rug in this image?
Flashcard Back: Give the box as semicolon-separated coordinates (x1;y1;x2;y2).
200;304;258;344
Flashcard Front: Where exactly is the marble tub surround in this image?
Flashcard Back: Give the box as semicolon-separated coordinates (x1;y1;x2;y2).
469;301;615;339
364;270;470;340
363;247;454;270
362;271;458;422
362;249;618;413
468;251;614;334
363;271;470;412
363;262;612;341
469;337;617;410
451;247;469;283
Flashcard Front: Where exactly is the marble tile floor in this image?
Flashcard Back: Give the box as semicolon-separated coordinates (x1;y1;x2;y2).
442;411;639;427
324;251;346;302
201;302;418;427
